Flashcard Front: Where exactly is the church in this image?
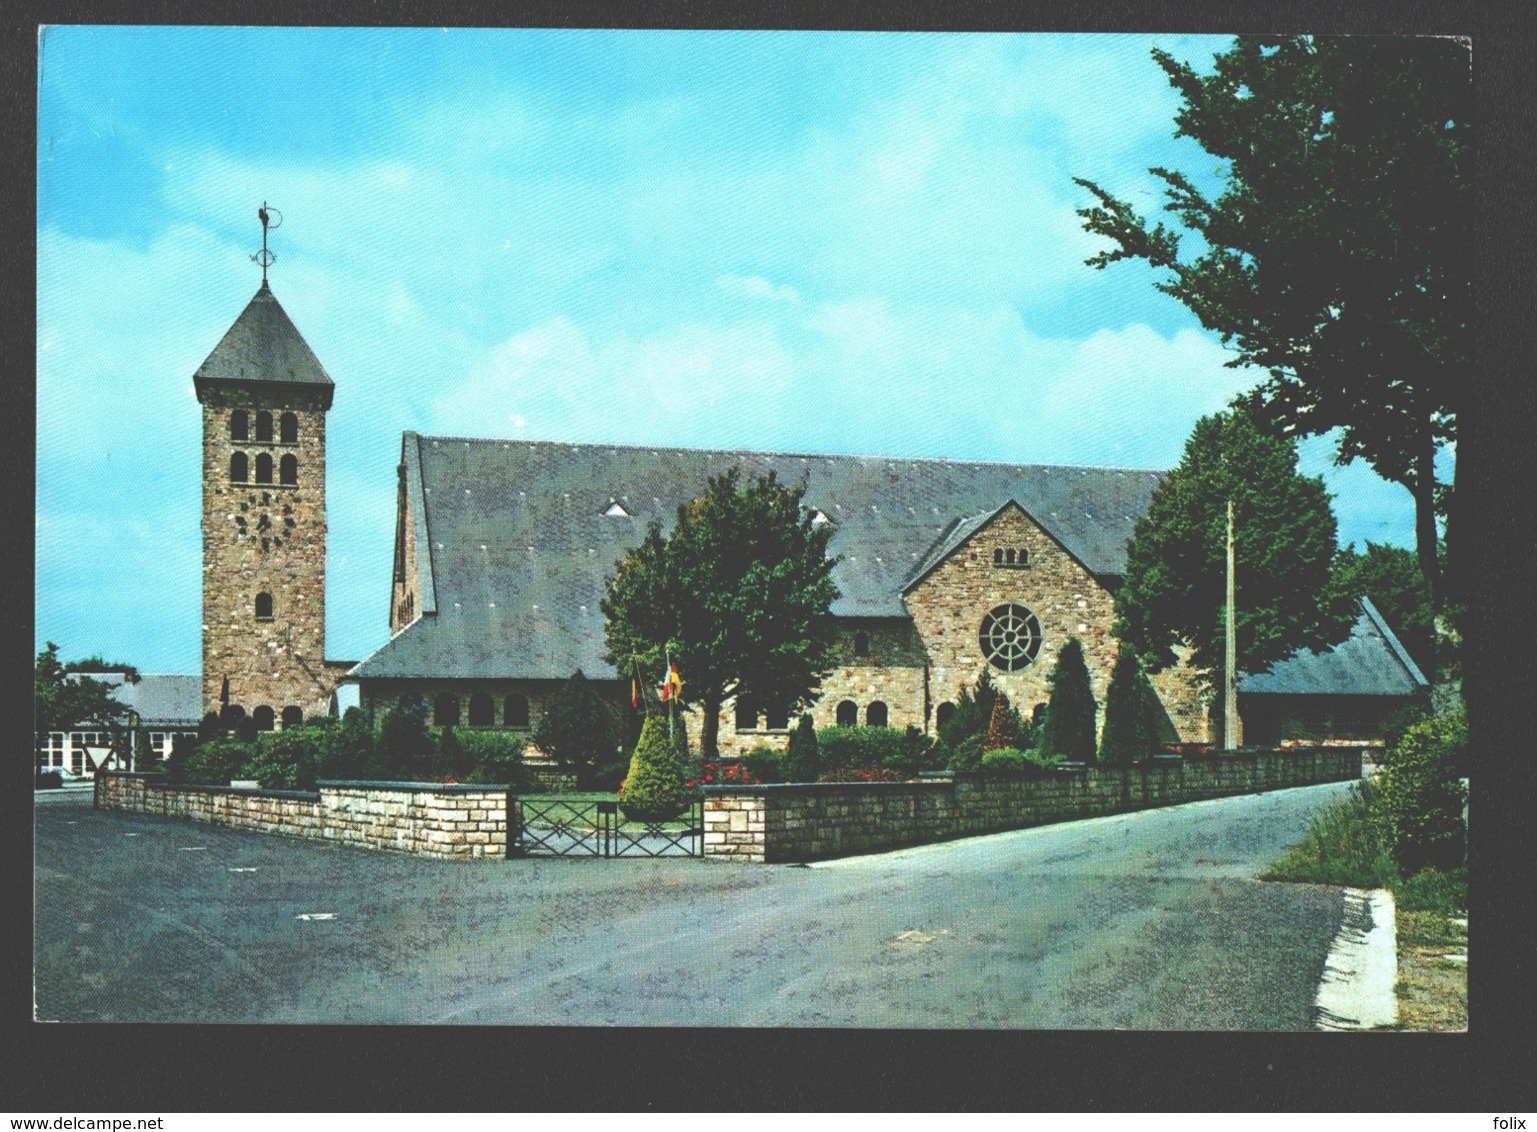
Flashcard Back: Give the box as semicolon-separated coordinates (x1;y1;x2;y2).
188;271;1428;759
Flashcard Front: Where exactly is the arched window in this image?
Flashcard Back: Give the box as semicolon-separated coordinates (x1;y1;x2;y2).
866;701;889;728
468;693;495;727
230;452;249;482
935;702;956;729
994;548;1004;565
254;453;273;484
764;706;789;731
1006;549;1016;565
836;700;858;727
281;706;303;729
279;412;298;444
252;705;276;732
1017;548;1029;566
220;704;246;727
735;702;758;731
280;453;298;485
854;632;870;657
434;693;460;727
255;592;273;620
255;411;273;442
230;410;249;441
504;693;530;728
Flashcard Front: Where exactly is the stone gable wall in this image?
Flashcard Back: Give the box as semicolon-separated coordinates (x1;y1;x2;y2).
906;503;1209;742
201;386;338;721
95;773;509;859
702;746;1360;863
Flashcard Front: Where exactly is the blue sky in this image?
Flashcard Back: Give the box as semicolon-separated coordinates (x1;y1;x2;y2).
37;27;1433;674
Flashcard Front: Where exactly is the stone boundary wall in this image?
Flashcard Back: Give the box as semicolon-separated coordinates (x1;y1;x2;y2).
95;773;511;859
701;747;1361;863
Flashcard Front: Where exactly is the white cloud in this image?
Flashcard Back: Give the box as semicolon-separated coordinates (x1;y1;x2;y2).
715;274;800;303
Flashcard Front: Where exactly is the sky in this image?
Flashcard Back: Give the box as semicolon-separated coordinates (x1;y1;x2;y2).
36;27;1438;675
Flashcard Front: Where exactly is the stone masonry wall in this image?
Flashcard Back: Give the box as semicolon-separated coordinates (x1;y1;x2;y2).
95;773;510;859
201;385;338;721
702;746;1360;863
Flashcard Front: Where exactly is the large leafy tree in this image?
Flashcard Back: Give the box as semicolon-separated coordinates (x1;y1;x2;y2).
602;469;840;759
1075;36;1469;627
1115;407;1358;711
532;670;624;788
34;642;129;763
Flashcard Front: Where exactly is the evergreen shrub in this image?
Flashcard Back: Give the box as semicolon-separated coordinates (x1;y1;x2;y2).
979;747;1061;775
782;714;820;782
814;725;907;774
460;729;528;787
947;733;987;772
167;736;252;785
619;715;694;820
1099;649;1163;764
741;744;786;784
1038;638;1098;762
242;727;325;790
984;692;1018;752
377;697;435;778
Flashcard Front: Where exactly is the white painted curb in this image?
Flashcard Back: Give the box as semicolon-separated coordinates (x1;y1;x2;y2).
1315;887;1398;1030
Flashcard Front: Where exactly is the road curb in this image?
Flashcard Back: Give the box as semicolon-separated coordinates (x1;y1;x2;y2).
1315;887;1398;1030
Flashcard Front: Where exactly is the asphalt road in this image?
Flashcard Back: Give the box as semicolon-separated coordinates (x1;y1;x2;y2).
34;780;1354;1028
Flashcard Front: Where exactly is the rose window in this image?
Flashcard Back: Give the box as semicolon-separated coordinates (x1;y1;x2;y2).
979;604;1043;672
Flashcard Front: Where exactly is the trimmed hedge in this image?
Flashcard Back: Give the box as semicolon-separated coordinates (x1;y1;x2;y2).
815;724;940;777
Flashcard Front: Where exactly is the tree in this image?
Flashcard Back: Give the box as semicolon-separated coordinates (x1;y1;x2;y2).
1099;649;1165;764
619;715;694;821
1037;639;1098;762
34;642;128;764
1330;541;1436;677
602;469;840;758
937;668;999;751
1114;408;1357;718
782;713;820;783
983;691;1018;753
531;670;623;789
1075;37;1468;628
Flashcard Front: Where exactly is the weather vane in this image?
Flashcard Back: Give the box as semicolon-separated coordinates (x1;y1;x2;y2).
251;201;283;284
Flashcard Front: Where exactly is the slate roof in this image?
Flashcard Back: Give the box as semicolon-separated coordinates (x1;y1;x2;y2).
193;283;334;406
350;434;1164;682
1239;598;1430;698
64;673;203;727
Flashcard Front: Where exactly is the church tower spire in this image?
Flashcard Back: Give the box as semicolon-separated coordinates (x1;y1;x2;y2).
194;208;337;728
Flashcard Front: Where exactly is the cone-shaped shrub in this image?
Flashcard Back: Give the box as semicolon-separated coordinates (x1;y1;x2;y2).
619;714;694;820
984;691;1018;753
1099;649;1163;764
1038;638;1097;762
782;713;820;782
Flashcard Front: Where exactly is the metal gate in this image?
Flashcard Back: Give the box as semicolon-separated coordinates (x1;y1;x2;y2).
507;795;703;859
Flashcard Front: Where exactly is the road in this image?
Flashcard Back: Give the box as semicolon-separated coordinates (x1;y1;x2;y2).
34;779;1354;1028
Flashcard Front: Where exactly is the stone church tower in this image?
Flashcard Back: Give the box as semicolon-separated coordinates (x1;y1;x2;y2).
193;278;339;727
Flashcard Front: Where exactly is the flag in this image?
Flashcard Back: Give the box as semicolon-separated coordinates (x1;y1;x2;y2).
630;672;640;710
661;662;683;703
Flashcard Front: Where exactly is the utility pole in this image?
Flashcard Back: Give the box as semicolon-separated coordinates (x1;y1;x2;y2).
1224;498;1239;750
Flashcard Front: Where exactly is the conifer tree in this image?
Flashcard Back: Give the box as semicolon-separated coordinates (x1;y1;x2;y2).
1099;649;1163;764
1038;639;1098;762
782;713;820;783
984;691;1018;753
619;714;694;821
